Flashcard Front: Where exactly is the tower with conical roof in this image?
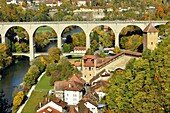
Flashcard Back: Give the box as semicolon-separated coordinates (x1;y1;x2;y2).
143;23;159;51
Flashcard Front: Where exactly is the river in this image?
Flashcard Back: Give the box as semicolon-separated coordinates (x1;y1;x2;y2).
0;27;83;104
0;59;30;103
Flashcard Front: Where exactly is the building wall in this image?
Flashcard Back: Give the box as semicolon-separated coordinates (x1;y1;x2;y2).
82;66;96;83
146;32;158;50
84;102;98;113
64;90;83;105
55;91;64;101
77;1;86;6
74;50;86;54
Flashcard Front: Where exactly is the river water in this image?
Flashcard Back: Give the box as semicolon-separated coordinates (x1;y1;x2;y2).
0;59;29;103
0;27;83;104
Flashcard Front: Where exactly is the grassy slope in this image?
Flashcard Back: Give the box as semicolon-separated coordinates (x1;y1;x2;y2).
36;26;53;33
22;75;52;113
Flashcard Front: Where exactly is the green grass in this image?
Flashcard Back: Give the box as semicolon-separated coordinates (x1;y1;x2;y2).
22;75;52;113
36;26;53;33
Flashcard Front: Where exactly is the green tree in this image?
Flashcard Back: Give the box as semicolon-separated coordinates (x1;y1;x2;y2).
0;43;12;71
103;37;170;112
48;57;80;85
48;47;61;63
114;46;120;54
23;65;40;86
85;48;94;55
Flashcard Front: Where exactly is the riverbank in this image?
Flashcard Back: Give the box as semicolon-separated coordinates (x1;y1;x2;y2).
19;72;52;113
0;59;29;104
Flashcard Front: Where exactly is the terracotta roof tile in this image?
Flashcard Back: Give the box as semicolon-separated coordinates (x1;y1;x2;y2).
74;47;86;50
69;74;86;85
36;97;67;113
37;106;61;113
82;55;98;60
143;23;158;33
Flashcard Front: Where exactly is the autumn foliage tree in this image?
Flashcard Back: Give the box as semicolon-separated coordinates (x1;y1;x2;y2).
12;91;25;113
48;47;61;63
155;5;165;19
103;37;170;112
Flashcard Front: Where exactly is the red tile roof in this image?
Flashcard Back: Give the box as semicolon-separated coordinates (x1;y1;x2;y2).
37;106;61;113
69;74;86;85
82;55;98;60
74;47;86;50
54;81;84;91
36;97;67;113
143;23;158;33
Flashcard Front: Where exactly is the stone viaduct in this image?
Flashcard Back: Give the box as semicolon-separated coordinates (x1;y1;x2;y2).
0;20;168;61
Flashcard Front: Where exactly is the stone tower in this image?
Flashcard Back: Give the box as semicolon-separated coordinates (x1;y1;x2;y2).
143;23;158;51
82;55;97;84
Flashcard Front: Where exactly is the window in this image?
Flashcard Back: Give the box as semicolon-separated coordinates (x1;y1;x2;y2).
84;75;86;78
89;67;91;71
90;74;91;76
73;98;77;101
73;94;77;97
151;42;153;45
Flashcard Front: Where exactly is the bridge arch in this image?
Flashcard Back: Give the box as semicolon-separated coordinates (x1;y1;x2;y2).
89;25;115;51
5;26;29;53
61;25;86;53
32;25;58;53
119;25;143;52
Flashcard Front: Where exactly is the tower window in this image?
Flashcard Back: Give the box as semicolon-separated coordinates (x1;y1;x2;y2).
151;42;153;45
90;74;91;76
89;67;91;71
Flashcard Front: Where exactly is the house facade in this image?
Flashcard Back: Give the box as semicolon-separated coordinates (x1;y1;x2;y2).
54;74;85;105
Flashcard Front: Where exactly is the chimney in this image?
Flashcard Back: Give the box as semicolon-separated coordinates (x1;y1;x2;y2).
69;84;71;88
39;102;42;108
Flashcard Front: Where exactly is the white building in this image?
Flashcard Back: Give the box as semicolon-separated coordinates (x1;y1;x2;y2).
83;99;98;113
64;82;84;105
6;0;17;4
77;0;87;6
36;97;67;113
54;74;85;105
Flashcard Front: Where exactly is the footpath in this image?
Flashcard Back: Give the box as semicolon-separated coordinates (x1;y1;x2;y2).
17;72;46;113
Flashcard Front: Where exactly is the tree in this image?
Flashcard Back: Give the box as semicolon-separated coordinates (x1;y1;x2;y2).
0;43;12;70
48;57;81;85
48;47;61;63
85;48;94;55
114;46;120;54
103;37;170;112
155;5;165;19
13;91;24;107
23;65;40;86
0;90;11;113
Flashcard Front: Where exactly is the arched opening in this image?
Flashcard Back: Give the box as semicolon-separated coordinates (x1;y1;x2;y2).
33;26;57;53
90;25;115;55
61;26;86;53
5;26;29;53
119;25;143;52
